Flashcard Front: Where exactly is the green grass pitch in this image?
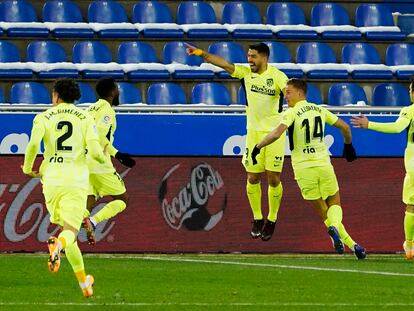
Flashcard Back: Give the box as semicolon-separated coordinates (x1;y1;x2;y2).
1;253;414;311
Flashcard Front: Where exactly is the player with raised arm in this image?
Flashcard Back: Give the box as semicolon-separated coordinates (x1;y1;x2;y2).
187;42;288;241
82;77;136;245
22;78;105;297
351;79;414;260
253;78;366;259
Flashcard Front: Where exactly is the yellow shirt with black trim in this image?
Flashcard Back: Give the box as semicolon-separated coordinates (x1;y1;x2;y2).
23;103;100;189
280;100;338;171
86;99;118;174
231;64;288;132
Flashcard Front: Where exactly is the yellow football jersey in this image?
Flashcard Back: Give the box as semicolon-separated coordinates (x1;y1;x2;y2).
231;64;288;132
24;103;100;189
280;100;338;171
86;99;118;174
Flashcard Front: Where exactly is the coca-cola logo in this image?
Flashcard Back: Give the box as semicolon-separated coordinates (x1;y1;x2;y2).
1;169;132;246
158;162;227;231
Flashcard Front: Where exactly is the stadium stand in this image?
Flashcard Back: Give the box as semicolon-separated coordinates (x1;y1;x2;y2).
10;81;50;105
0;1;411;106
77;82;96;105
372;83;411;106
88;0;139;38
147;82;187;105
27;41;79;78
118;81;142;105
328;83;368;106
192;82;231;105
42;1;94;38
266;3;318;39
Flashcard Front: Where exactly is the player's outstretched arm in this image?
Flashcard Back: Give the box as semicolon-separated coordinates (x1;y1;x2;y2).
351;113;410;134
185;43;235;74
251;124;287;164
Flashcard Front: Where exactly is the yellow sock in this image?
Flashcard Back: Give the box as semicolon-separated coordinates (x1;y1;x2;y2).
58;230;75;249
92;200;126;224
75;270;87;284
246;181;262;220
267;183;283;222
404;211;414;246
338;223;356;249
65;241;85;281
327;205;343;229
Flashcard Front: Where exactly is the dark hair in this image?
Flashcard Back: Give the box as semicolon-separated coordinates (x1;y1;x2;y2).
287;78;307;94
411;76;414;91
53;78;81;103
96;77;116;98
248;43;270;58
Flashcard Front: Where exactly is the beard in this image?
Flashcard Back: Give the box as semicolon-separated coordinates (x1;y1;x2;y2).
112;94;120;106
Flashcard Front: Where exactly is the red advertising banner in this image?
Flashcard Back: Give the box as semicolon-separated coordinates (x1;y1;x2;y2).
0;156;406;253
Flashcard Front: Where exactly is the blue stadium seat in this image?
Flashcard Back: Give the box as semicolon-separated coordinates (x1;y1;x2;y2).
238;86;246;105
0;0;48;37
386;43;414;79
27;41;78;78
147;83;187;105
163;42;213;79
132;1;183;38
222;2;272;38
43;1;94;38
0;41;32;78
264;41;303;78
118;42;158;63
11;82;51;105
88;1;138;38
177;1;228;38
372;83;411;106
296;42;347;79
265;42;291;63
306;84;323;105
118;82;142;105
355;4;406;40
342;43;393;79
266;3;318;39
311;3;361;40
77;82;96;105
117;42;169;80
328;83;368;106
192;83;231;105
0;88;5;104
73;41;124;79
208;42;245;78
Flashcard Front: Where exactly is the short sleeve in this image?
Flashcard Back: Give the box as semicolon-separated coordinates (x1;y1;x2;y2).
280;108;295;127
230;65;251;79
274;69;288;92
324;108;339;126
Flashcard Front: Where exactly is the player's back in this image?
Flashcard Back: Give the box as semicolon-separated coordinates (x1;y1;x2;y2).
38;103;93;188
285;100;337;170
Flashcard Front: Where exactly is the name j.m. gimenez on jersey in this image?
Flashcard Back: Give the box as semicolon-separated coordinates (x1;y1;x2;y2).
44;108;87;120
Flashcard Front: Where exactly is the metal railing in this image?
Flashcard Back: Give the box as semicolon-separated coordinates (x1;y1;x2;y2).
0;104;404;115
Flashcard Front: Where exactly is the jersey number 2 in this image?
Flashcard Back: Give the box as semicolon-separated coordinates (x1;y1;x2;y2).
56;121;73;151
301;116;323;143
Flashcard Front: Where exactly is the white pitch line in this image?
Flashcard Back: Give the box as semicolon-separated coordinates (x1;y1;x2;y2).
2;302;414;307
101;255;414;277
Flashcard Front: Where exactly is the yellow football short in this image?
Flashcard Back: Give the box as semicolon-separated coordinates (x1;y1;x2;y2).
403;172;414;205
294;165;339;200
43;186;87;230
242;130;285;173
89;172;126;198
